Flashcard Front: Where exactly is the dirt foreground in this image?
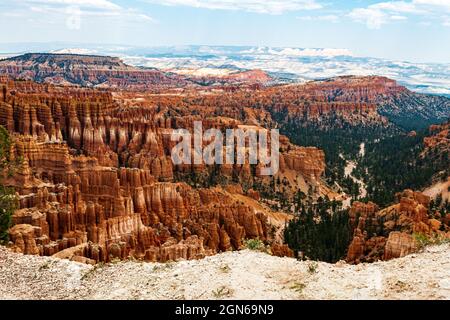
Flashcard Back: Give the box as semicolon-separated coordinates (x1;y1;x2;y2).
0;245;449;300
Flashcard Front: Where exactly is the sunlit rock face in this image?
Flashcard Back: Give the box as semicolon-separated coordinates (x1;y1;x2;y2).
3;55;446;265
1;79;319;263
346;190;449;264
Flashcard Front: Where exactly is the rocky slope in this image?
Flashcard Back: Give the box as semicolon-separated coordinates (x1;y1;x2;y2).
0;54;272;91
0;78;321;263
2;53;448;128
346;189;449;264
143;75;448;130
1;244;449;300
0;55;448;265
378;91;450;130
0;53;191;91
423;121;450;203
422;121;450;190
423;121;450;156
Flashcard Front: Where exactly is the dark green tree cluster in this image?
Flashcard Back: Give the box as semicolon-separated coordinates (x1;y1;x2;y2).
360;130;450;207
275;108;449;208
0;125;18;243
277;114;398;195
284;198;351;263
429;193;450;222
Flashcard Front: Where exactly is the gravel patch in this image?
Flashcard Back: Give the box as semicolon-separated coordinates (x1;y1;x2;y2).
1;245;449;300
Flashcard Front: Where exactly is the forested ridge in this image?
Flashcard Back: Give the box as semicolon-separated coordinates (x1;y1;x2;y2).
278;113;449;207
284;198;351;263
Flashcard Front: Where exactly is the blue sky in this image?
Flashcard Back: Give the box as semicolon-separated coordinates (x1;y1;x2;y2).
0;0;449;62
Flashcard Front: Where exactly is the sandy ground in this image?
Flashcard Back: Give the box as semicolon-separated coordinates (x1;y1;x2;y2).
423;177;450;202
0;245;449;300
341;144;368;209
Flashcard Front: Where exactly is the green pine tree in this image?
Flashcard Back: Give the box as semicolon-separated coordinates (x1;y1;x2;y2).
0;125;18;243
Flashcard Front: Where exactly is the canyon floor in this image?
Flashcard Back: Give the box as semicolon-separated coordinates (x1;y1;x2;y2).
1;245;449;300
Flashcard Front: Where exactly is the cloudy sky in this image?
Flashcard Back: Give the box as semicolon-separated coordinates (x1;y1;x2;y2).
0;0;449;62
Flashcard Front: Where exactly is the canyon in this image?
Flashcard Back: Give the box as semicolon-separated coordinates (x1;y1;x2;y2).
0;53;449;266
0;77;325;263
344;121;450;263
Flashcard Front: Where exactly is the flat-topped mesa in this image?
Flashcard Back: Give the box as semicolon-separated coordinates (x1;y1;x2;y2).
262;76;406;122
144;75;407;126
188;69;272;87
307;76;406;101
4;52;125;64
280;146;325;179
0;53;190;91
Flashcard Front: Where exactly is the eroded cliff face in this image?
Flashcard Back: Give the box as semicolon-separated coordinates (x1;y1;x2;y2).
423;121;450;154
2;70;442;264
0;53;191;92
2;53;448;128
346;190;450;264
0;79;329;262
5;135;272;262
143;76;397;126
0;54;273;92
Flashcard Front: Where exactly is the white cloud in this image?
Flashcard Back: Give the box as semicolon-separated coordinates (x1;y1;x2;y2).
348;8;389;29
146;0;322;14
298;14;339;23
390;15;408;20
371;1;423;14
413;0;450;11
29;5;154;21
1;12;24;18
26;0;121;10
14;0;155;26
443;16;450;26
349;0;450;28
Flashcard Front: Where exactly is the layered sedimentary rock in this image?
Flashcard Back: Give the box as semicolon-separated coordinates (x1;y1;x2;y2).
6;134;271;262
1;79;321;262
270;243;294;257
346;190;449;263
143;76;392;125
186;69;271;87
3;52;449;126
423;121;450;153
0;54;272;92
0;53;191;92
280;147;325;179
3;69;437;263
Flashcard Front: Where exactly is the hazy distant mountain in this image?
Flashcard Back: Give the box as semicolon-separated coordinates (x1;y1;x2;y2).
0;52;272;90
0;53;188;91
0;44;449;97
118;46;450;97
